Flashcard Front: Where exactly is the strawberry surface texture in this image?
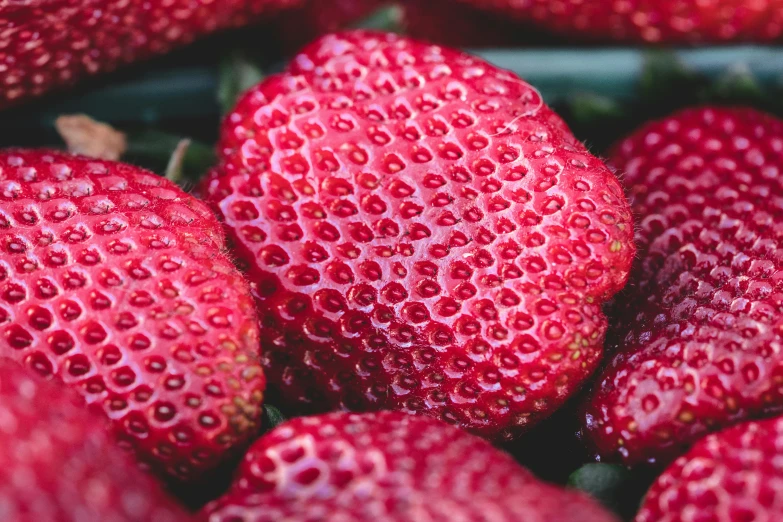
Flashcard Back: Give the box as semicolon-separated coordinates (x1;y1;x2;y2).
582;107;783;466
0;149;265;481
453;0;783;43
0;359;189;522
203;411;620;522
0;0;300;109
402;0;528;47
636;416;783;522
272;0;386;52
203;31;635;442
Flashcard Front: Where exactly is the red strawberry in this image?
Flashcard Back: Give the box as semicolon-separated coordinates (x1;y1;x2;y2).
271;0;388;52
0;149;265;481
582;107;783;466
203;411;620;522
204;31;635;442
0;0;300;109
401;0;543;48
0;359;189;522
451;0;783;43
636;416;783;522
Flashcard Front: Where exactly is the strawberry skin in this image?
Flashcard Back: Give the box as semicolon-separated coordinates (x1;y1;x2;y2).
0;0;300;109
203;411;619;522
582;107;783;466
0;359;188;522
272;0;387;52
0;149;265;481
636;416;783;522
204;31;635;441
453;0;783;43
402;0;546;48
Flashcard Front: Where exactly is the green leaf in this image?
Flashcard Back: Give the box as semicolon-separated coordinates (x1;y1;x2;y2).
568;94;624;126
705;64;769;105
218;50;265;116
639;51;708;109
568;463;630;505
263;405;287;431
164;139;191;185
349;5;403;32
568;463;656;521
124;130;216;183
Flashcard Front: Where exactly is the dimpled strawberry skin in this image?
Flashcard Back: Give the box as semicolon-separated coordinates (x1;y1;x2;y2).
402;0;529;48
0;0;300;109
273;0;386;52
203;31;635;441
203;411;620;522
0;150;265;481
454;0;783;43
636;416;783;522
582;107;783;466
0;360;188;522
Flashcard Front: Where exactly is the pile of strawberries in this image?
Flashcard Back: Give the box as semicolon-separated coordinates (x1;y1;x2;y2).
3;1;783;522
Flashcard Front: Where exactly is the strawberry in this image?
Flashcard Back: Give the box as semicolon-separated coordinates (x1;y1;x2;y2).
581;107;783;467
203;411;620;522
402;0;544;48
450;0;783;43
0;0;300;109
636;416;783;522
0;358;189;522
271;0;388;53
0;149;265;481
203;31;635;442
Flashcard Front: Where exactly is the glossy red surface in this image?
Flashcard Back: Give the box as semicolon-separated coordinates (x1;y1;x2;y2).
0;149;265;481
204;31;634;442
584;107;783;466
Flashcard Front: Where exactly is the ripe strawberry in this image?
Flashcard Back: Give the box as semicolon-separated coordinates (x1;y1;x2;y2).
204;31;635;442
451;0;783;43
582;107;783;466
203;411;620;522
636;416;783;522
0;149;265;481
272;0;387;52
0;359;189;522
402;0;544;48
0;0;300;109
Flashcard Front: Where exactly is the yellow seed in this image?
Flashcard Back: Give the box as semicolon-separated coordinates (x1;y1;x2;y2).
679;411;695;423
